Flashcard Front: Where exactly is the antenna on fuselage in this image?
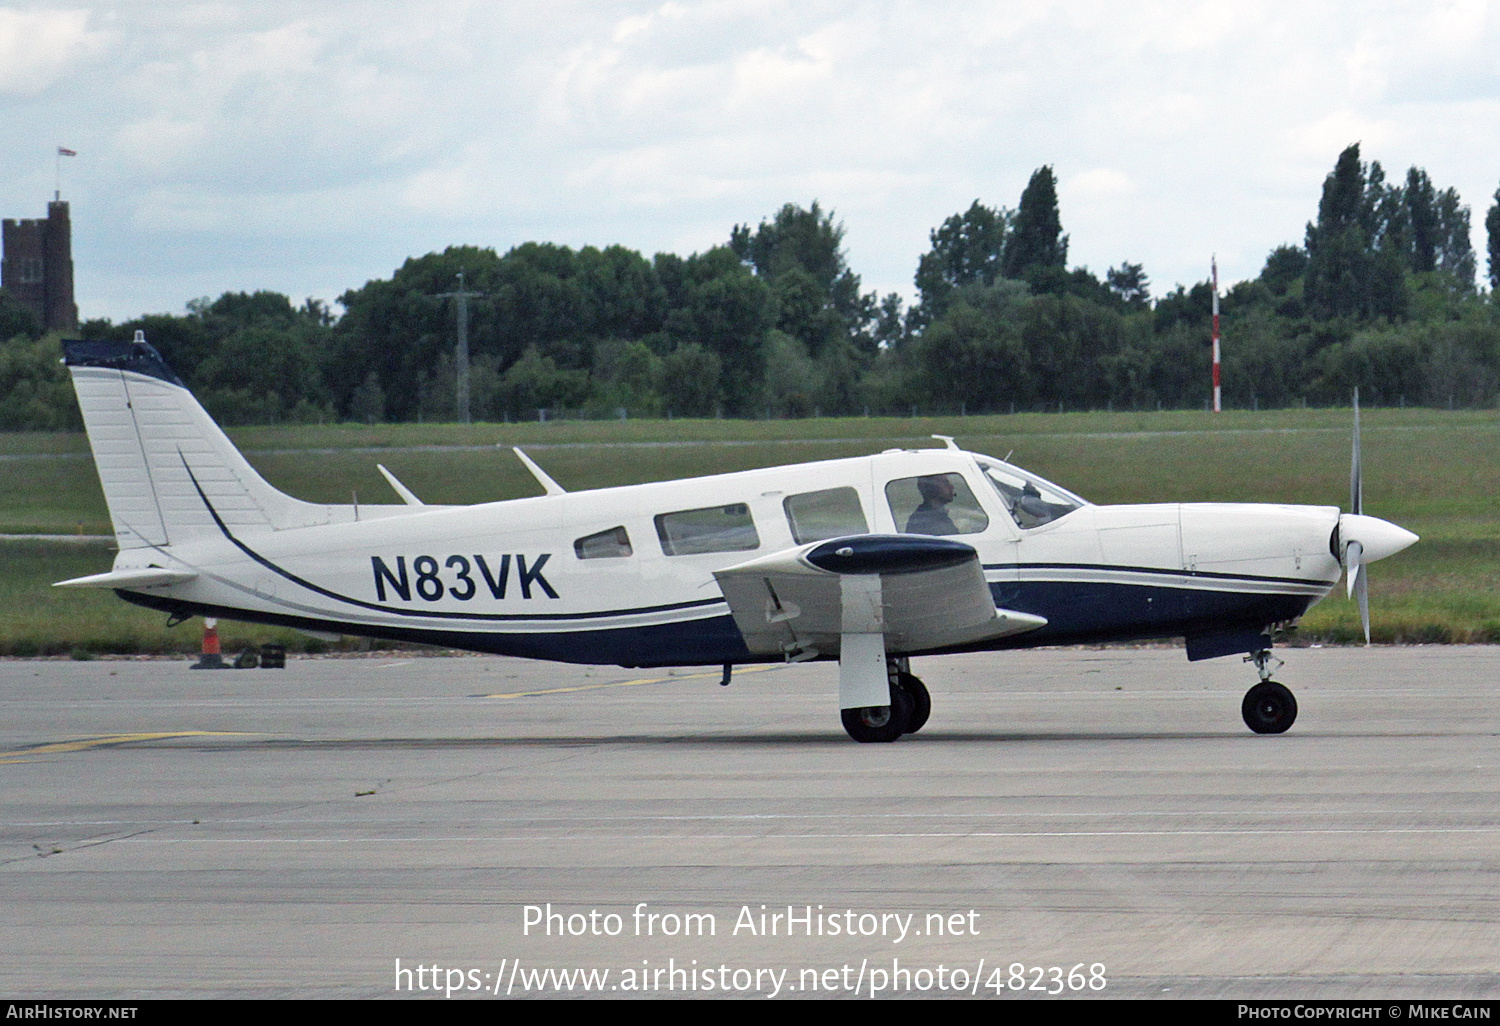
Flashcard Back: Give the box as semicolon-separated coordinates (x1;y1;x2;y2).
512;447;567;495
376;464;425;506
931;434;960;451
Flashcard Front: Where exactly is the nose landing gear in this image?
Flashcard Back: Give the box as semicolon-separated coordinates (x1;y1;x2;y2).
1242;649;1297;734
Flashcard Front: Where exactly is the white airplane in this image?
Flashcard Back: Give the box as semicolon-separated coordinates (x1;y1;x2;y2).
56;333;1417;742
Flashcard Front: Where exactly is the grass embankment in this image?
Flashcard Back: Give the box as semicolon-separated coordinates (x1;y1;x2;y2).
1;407;1495;654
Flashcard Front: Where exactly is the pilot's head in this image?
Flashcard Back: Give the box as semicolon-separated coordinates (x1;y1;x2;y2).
917;474;956;504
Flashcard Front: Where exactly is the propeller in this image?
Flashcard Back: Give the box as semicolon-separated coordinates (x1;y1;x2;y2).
1347;388;1367;642
1336;388;1417;643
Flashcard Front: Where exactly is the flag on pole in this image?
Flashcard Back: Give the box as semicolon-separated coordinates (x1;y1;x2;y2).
54;147;76;201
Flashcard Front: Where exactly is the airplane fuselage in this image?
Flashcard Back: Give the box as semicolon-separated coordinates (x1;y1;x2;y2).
110;447;1343;667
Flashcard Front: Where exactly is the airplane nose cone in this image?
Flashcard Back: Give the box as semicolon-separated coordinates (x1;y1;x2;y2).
1338;513;1419;563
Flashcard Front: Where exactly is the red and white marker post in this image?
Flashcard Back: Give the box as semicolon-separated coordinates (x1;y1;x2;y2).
1211;256;1221;413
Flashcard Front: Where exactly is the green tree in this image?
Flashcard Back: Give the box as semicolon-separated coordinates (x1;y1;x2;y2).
913;200;1010;322
1304;144;1406;320
1002;167;1068;281
657;342;722;417
192;321;333;425
908;280;1033;411
0;288;42;341
910;297;1029;412
1488;183;1500;293
659;246;772;413
1259;245;1308;296
729;201;874;356
1105;262;1150;309
1434;187;1476;290
762;330;820;416
498;347;592;417
1405;167;1439;273
0;333;80;430
349;370;385;424
1304;144;1369;318
584;339;662;416
871;292;907;349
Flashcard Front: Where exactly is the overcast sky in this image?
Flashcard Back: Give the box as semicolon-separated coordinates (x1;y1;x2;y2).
3;0;1498;322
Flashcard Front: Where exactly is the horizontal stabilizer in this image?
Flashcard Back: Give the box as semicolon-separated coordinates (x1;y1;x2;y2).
54;568;199;590
714;534;1045;657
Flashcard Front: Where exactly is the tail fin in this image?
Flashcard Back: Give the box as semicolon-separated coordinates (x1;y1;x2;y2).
65;334;333;549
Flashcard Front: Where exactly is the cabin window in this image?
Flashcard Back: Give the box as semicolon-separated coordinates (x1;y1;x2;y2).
783;487;868;543
977;462;1083;529
655;503;760;555
885;473;989;536
574;526;633;559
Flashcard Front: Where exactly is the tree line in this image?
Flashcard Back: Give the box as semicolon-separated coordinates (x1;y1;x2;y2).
4;143;1500;430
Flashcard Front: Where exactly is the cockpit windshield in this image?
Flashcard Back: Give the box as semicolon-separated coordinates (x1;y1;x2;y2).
972;454;1089;529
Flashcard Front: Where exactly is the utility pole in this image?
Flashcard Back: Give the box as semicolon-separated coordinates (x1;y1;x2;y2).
437;271;483;425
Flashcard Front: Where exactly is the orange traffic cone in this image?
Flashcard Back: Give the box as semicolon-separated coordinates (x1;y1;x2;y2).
191;617;228;669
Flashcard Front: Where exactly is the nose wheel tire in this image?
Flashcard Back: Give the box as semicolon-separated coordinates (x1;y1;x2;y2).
1242;681;1298;734
842;685;914;743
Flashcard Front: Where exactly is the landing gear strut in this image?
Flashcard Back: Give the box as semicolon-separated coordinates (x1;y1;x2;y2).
840;657;931;742
1241;648;1297;734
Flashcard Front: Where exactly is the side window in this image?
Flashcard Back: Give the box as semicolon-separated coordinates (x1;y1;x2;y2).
783;487;868;543
574;526;633;559
885;473;990;536
655;503;760;556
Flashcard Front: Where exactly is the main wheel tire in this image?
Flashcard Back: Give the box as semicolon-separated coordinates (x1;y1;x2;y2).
841;686;913;743
896;672;931;734
1242;681;1298;734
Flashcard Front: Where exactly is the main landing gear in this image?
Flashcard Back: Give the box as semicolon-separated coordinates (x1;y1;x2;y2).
1242;649;1297;734
841;657;930;743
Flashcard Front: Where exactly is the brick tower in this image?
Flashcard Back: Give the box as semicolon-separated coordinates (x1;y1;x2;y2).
2;199;77;331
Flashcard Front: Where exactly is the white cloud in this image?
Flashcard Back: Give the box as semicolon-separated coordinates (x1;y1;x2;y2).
0;7;107;93
4;0;1498;318
1067;169;1135;200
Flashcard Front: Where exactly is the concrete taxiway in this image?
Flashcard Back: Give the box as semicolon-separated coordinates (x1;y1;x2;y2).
0;646;1496;999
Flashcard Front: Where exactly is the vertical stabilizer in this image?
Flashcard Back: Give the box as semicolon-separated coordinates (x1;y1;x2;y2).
65;336;331;549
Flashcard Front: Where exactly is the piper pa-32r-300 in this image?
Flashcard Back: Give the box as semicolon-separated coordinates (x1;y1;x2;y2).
57;334;1417;742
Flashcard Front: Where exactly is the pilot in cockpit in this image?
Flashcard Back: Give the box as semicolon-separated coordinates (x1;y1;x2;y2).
905;474;960;535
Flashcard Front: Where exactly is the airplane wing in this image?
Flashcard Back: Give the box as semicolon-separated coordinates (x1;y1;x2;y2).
712;534;1046;660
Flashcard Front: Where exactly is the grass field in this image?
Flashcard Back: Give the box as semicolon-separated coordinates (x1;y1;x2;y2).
2;407;1496;654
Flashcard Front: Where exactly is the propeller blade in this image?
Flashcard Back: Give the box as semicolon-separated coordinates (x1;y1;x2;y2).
1354;562;1370;645
1344;539;1363;598
1349;387;1362;517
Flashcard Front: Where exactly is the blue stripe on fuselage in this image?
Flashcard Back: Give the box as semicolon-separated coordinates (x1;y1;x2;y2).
990;579;1314;650
121;573;1316;668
